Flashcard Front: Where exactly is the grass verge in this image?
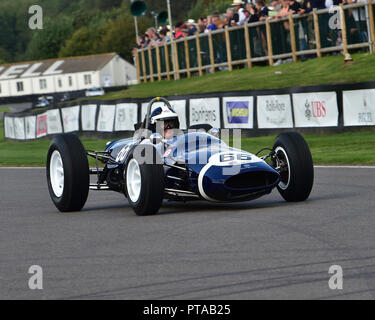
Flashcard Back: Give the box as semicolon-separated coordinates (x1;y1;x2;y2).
91;52;375;100
1;120;374;166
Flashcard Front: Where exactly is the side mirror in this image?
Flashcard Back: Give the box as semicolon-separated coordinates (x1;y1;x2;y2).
150;133;163;145
208;128;220;138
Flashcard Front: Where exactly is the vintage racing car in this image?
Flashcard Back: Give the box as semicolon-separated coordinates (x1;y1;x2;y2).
46;97;314;215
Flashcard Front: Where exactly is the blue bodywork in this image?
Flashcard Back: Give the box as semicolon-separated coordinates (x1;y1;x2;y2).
104;132;280;202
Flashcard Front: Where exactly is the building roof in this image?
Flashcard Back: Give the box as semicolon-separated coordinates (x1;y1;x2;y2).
0;53;119;80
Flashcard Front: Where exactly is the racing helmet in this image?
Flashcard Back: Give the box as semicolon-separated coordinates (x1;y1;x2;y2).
147;105;180;133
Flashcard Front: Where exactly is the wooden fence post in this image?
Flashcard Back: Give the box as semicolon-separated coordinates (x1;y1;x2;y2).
313;9;322;58
224;26;233;71
148;46;154;82
156;45;162;81
174;41;180;80
244;22;252;68
368;0;375;52
164;43;171;80
208;30;216;73
135;50;141;84
141;50;147;83
339;3;349;57
288;14;298;62
184;37;191;78
265;18;274;66
196;33;203;76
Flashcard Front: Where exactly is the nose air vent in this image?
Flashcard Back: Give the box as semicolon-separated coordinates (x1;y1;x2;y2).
225;171;279;189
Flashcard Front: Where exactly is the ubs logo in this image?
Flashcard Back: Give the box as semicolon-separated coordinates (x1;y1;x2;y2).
305;100;326;120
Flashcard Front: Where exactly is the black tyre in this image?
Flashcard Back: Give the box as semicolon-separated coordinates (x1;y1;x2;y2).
125;145;165;216
272;132;314;202
46;134;89;212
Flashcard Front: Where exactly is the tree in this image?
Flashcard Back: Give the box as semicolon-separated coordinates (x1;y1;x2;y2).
26;17;74;60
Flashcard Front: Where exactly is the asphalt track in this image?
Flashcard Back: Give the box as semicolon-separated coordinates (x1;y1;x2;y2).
1;166;375;300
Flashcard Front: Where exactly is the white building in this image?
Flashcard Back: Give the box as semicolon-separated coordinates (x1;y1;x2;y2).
0;53;137;98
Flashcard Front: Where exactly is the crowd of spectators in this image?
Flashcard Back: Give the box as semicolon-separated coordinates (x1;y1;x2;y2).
134;0;368;62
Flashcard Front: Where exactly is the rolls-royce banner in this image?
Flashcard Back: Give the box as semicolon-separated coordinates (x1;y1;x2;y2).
61;106;80;133
25;115;36;140
97;104;116;132
115;103;138;131
343;89;375;126
141;100;187;130
46;109;63;135
257;95;293;129
36;112;48;138
222;97;254;129
81;104;97;131
189;98;220;128
292;92;338;127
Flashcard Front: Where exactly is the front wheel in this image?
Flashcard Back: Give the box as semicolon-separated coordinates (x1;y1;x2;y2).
272;132;314;202
125;145;165;216
46;134;89;212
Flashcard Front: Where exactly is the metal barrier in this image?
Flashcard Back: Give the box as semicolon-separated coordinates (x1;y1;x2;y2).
135;1;375;82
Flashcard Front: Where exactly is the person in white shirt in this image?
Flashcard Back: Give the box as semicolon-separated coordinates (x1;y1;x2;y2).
232;0;247;25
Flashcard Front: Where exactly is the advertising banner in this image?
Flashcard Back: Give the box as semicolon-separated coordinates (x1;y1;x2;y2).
257;95;293;128
115;103;138;131
47;109;63;135
25;116;36;140
293;92;338;127
36;113;48;138
189;98;220;128
141;100;187;130
222;97;253;129
4;116;15;139
13;117;26;140
343;89;375;126
81;104;97;131
61;106;80;133
97;104;116;132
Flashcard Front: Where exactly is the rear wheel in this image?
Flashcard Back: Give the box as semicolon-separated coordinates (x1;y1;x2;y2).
272;132;314;202
47;134;89;212
125;145;165;215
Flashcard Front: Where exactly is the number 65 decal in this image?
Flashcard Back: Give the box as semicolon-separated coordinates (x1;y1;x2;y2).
220;153;251;162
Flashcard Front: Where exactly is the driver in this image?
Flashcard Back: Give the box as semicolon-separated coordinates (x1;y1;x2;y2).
147;105;180;139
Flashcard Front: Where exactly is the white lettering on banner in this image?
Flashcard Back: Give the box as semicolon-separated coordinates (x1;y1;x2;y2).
25;116;36;140
189;98;220;128
343;89;375;126
141;100;187;130
257;95;293;128
115;103;138;131
61;106;80;133
0;65;30;80
81;104;97;131
43;61;64;75
222;97;253;129
14;117;26;140
21;63;43;78
97;105;116;132
47;109;63;134
293;92;338;127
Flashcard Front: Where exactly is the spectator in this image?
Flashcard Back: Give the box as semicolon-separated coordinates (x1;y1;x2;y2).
186;19;198;36
232;0;247;25
245;3;260;22
256;0;270;21
159;27;171;43
174;22;185;39
226;8;239;26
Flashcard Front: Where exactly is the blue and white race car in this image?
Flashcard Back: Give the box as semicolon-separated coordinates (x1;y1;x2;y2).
46;97;314;215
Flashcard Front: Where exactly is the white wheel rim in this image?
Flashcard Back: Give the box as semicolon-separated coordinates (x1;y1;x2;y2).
275;146;291;190
126;159;142;203
50;150;64;198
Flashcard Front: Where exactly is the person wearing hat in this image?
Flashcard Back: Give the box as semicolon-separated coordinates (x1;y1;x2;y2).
232;0;247;25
